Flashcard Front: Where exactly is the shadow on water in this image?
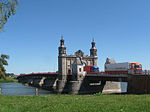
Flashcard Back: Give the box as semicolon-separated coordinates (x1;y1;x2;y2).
0;83;51;95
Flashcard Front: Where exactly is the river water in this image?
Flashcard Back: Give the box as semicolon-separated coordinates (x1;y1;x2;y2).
0;82;127;95
0;83;50;95
121;82;128;93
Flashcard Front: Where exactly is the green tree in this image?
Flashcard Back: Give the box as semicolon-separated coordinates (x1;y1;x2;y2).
0;0;18;79
0;0;18;31
0;54;9;79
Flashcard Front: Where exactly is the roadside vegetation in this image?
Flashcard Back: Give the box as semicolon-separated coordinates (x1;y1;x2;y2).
0;54;10;80
0;77;17;83
0;94;150;112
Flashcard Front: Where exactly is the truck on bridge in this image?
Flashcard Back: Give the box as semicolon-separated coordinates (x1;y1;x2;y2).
105;62;142;74
83;58;143;75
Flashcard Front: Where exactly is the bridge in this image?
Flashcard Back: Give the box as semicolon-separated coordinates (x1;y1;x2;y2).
17;71;150;94
17;72;58;91
17;72;127;94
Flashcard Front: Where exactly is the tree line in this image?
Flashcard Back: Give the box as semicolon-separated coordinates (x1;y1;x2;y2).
0;0;18;79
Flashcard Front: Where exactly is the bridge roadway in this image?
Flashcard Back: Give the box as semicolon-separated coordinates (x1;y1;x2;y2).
17;72;129;83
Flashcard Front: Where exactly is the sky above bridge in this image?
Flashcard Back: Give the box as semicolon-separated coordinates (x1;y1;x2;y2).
1;0;150;75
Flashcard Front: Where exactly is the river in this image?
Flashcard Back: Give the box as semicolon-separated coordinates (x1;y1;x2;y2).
121;82;128;93
0;83;50;95
0;82;127;95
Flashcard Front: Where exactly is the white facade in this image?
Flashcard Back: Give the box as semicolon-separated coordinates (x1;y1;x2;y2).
72;64;86;75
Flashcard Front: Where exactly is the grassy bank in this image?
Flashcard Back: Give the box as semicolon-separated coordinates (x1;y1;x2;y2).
0;94;150;112
0;77;18;83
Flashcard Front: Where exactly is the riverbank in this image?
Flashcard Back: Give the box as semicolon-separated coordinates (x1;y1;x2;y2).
0;78;18;83
0;94;150;112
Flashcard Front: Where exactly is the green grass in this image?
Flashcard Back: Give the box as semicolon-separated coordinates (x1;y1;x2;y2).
0;77;18;83
0;94;150;112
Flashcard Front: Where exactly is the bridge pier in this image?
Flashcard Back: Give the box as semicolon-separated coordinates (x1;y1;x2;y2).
68;81;82;94
102;81;122;94
56;79;106;94
42;78;57;91
56;80;68;94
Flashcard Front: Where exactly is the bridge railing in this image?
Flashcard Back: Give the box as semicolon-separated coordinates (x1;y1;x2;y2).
17;72;58;78
87;70;150;75
141;70;150;75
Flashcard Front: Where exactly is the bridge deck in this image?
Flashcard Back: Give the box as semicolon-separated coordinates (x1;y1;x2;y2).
86;74;129;77
85;74;130;82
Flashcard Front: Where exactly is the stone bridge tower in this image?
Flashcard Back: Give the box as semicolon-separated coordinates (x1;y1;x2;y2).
90;39;98;66
58;36;67;80
57;37;98;94
58;38;98;77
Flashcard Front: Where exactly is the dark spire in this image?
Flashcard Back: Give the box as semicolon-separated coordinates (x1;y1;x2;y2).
60;35;64;46
59;35;66;56
91;38;96;48
90;38;97;57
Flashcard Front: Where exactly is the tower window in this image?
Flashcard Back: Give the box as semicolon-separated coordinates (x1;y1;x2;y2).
79;68;82;72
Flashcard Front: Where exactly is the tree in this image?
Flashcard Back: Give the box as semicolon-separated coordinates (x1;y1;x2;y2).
0;0;18;79
0;54;9;79
6;73;15;77
0;0;18;31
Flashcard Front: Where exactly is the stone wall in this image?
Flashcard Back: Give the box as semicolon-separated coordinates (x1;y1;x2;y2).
127;75;150;94
102;81;121;94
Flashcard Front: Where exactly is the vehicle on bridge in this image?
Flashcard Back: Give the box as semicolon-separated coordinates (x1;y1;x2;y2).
105;62;142;74
84;65;99;73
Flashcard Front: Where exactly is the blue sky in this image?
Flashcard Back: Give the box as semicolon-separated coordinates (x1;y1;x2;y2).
1;0;150;75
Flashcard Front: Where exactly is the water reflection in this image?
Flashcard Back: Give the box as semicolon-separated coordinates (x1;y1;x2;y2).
0;82;128;95
121;82;127;93
0;83;50;95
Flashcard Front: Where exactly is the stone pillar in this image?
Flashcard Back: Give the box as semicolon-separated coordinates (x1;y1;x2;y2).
56;37;67;93
56;80;67;93
68;80;83;94
58;56;67;80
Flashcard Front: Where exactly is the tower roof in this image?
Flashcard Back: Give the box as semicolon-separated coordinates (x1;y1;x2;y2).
60;35;65;47
91;38;96;49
